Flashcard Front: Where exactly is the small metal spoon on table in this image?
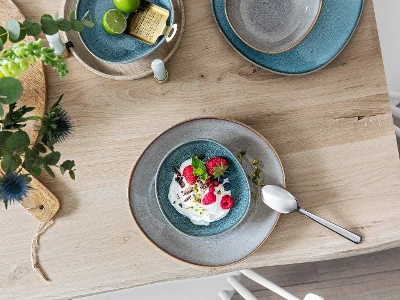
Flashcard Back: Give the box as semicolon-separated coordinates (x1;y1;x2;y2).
261;185;362;244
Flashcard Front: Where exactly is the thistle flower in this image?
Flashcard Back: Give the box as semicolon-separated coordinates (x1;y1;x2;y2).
40;94;73;149
0;171;31;209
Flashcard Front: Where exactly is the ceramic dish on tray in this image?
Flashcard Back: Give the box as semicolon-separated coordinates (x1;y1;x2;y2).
128;118;285;266
212;0;364;75
155;139;251;237
76;0;174;63
225;0;322;54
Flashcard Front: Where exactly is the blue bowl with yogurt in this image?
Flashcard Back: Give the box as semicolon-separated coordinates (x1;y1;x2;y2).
155;139;250;237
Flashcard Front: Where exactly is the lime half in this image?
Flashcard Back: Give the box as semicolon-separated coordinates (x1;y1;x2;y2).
102;9;127;35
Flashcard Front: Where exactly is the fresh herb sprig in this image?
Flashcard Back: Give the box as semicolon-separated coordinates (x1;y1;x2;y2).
191;156;209;183
0;10;94;52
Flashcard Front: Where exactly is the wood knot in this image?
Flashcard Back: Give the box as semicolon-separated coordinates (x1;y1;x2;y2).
8;263;30;281
122;235;131;243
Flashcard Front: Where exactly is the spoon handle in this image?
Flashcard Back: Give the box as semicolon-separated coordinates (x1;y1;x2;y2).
297;207;362;244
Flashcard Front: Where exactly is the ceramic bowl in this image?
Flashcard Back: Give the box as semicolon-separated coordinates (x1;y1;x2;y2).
155;139;251;237
76;0;174;64
213;0;364;75
225;0;322;53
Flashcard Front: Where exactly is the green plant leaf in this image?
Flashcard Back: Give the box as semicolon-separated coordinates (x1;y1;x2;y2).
71;19;84;32
31;148;39;159
9;22;26;43
60;159;75;170
0;104;3;116
0;131;12;149
191;156;207;176
5;19;20;41
81;19;94;28
24;19;41;36
5;130;30;153
0;26;7;51
57;18;72;31
43;151;61;165
60;166;65;175
23;19;34;28
31;166;41;176
199;173;208;183
41;17;59;35
34;143;46;153
0;78;23;104
24;148;33;172
43;164;55;178
1;151;22;172
41;14;53;21
69;10;76;20
0;26;7;45
69;170;75;180
34;157;44;166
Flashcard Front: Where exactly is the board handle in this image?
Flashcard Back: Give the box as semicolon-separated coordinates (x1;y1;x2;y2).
20;174;60;222
164;24;178;42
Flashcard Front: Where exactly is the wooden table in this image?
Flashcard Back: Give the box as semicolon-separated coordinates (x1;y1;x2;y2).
2;0;400;298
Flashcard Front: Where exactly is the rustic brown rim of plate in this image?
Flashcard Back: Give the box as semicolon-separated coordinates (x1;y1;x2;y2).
127;117;286;268
224;0;323;54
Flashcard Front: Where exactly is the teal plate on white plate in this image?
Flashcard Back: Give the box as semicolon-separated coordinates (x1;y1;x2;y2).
212;0;364;75
128;118;285;266
76;0;174;63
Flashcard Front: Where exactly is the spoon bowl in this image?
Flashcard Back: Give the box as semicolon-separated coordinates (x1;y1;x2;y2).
261;185;298;213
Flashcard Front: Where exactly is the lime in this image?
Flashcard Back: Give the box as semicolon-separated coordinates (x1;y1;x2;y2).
113;0;141;13
102;9;127;35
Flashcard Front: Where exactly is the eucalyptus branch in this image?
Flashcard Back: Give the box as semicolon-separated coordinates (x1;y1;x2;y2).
0;11;94;52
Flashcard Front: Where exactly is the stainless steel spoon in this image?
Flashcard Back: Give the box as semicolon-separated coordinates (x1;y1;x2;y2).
261;185;362;244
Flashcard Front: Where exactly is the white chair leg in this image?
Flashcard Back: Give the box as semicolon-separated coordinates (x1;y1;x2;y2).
219;290;232;300
227;276;258;300
240;269;301;300
304;293;325;300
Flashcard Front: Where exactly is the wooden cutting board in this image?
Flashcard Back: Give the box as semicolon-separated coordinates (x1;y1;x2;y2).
0;0;59;222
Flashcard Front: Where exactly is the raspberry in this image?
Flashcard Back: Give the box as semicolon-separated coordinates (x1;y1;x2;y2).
220;195;233;209
205;178;211;185
206;157;228;178
183;165;197;185
208;186;215;193
212;180;219;187
202;192;216;205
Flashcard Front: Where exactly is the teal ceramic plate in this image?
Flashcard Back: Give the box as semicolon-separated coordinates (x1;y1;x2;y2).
212;0;364;75
156;139;250;237
76;0;174;63
129;118;285;266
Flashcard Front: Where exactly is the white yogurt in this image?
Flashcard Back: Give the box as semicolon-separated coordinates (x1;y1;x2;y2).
168;159;232;226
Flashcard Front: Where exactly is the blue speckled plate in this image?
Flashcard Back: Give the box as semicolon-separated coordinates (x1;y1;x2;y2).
212;0;364;75
76;0;174;63
156;139;250;237
128;118;285;266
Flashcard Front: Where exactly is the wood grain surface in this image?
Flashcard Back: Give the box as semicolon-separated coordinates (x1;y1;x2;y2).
1;0;400;299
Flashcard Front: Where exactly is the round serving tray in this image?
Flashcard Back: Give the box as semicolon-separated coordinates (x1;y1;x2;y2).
61;0;184;80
